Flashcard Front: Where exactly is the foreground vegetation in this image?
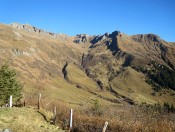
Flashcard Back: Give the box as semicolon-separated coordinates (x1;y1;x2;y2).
0;107;63;132
0;100;175;132
0;64;175;132
44;100;175;132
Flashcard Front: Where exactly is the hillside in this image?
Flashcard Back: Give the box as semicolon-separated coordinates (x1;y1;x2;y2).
0;22;175;108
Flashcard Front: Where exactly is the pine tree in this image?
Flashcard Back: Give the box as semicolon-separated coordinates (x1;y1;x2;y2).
0;63;22;105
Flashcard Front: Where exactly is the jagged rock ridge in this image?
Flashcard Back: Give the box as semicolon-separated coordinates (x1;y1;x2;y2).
10;23;70;41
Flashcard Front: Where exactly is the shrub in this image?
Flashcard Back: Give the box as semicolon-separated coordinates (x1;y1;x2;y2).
91;99;102;116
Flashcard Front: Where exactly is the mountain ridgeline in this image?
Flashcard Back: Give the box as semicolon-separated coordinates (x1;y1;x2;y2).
0;23;175;106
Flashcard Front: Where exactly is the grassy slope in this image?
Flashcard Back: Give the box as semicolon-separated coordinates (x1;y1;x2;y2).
66;63;99;91
0;107;64;132
66;63;118;105
111;67;156;104
22;75;116;109
110;67;175;105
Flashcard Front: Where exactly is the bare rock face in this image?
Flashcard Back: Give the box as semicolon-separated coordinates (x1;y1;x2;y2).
10;23;23;29
90;31;120;45
11;23;42;33
73;31;121;45
10;23;69;40
74;34;90;44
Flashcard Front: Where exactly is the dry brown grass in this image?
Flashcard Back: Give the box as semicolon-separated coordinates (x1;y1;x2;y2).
46;101;175;132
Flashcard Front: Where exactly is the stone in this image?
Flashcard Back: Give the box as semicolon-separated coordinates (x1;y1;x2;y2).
2;129;12;132
97;79;103;89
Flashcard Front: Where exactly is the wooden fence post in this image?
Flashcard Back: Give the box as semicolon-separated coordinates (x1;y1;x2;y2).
23;100;25;107
23;94;25;107
70;109;73;131
38;94;41;110
9;95;12;108
102;121;108;132
53;106;57;124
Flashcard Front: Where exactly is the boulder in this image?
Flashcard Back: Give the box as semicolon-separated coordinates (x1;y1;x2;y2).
2;129;12;132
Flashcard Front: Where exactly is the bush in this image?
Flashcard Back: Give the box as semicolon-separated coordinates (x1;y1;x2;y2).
91;99;102;116
52;102;175;132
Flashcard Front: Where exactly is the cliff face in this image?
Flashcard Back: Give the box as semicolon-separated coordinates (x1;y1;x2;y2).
0;23;175;106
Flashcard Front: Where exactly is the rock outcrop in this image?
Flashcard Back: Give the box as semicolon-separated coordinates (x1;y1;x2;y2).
10;23;69;41
74;34;90;44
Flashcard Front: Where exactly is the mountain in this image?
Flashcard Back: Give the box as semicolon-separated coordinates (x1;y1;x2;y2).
0;23;175;107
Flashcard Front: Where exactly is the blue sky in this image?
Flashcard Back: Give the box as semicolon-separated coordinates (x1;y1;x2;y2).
0;0;175;42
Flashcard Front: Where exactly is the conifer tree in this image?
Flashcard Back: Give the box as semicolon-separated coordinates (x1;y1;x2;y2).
0;63;22;105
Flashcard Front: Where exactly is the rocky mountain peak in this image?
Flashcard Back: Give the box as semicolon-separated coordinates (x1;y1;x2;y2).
10;23;55;36
73;30;122;44
109;30;121;38
10;23;69;41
